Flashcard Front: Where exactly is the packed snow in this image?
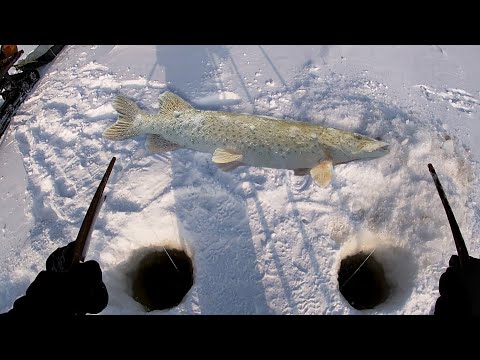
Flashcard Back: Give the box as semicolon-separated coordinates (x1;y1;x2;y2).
1;45;480;314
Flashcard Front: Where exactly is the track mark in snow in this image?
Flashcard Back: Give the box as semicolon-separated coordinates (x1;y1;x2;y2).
416;85;480;113
54;176;76;198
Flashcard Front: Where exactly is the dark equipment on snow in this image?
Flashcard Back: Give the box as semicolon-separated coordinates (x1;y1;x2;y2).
427;163;469;270
15;45;65;72
0;47;40;139
47;157;116;272
0;45;65;140
0;47;22;77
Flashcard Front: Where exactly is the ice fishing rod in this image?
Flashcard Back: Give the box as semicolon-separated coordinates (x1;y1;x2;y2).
70;156;116;265
428;163;469;270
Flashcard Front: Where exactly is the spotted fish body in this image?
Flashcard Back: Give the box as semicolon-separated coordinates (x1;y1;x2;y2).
103;91;390;187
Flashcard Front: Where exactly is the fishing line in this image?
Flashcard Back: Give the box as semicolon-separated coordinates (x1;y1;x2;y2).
150;225;179;272
340;247;376;291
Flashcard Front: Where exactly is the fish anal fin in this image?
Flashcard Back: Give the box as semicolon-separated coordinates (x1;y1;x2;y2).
146;134;182;153
212;148;243;164
310;160;333;188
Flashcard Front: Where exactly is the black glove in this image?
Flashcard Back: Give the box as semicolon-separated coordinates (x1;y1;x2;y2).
6;242;108;316
434;255;480;316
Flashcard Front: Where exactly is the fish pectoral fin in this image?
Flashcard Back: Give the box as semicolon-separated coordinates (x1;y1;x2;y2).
212;148;243;164
310;160;334;188
145;134;182;153
216;161;244;172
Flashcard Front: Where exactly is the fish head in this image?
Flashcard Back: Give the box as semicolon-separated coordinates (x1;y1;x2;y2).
349;133;390;160
357;138;390;160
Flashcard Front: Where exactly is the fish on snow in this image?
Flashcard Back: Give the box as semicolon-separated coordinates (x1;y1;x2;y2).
103;91;390;188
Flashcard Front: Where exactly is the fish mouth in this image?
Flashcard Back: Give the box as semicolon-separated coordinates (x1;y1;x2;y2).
378;143;390;152
363;141;390;158
364;142;390;153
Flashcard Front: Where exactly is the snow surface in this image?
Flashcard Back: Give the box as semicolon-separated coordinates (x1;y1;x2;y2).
1;45;480;314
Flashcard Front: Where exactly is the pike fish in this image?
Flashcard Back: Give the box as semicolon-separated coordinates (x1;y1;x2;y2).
103;91;390;187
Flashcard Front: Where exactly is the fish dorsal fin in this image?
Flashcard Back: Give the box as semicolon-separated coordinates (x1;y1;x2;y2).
310;160;333;188
158;91;193;117
212;148;243;164
145;134;182;153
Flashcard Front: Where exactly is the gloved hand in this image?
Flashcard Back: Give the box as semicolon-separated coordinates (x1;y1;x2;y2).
434;255;480;316
7;242;108;315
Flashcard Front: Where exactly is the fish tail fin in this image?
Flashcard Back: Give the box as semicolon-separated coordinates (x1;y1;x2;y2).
157;91;193;117
103;96;144;141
